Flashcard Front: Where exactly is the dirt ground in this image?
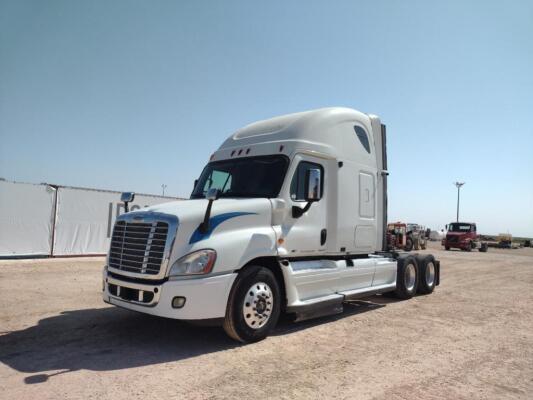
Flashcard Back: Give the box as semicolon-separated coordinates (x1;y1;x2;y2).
1;242;532;400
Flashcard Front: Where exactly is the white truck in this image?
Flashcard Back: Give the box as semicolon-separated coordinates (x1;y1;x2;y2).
103;107;440;343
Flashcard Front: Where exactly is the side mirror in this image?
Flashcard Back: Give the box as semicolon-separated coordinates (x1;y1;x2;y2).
121;192;135;203
305;168;322;202
445;224;448;230
193;179;198;190
206;188;220;201
292;168;322;218
121;192;135;213
199;188;220;233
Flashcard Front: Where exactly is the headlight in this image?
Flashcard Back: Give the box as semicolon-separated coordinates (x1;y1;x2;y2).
169;249;216;277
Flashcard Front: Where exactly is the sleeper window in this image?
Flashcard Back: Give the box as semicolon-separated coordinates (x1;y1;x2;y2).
354;126;371;154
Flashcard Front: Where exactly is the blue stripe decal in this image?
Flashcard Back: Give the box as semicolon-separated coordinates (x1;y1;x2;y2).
189;212;256;244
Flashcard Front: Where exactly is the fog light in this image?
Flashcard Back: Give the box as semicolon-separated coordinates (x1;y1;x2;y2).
172;296;186;309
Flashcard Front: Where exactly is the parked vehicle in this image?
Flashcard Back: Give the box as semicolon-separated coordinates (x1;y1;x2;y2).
387;222;427;251
387;222;412;251
442;222;488;252
407;223;427;250
497;233;512;249
103;107;441;343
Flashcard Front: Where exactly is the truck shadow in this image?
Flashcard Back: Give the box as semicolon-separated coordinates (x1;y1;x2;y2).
0;296;394;384
274;297;390;336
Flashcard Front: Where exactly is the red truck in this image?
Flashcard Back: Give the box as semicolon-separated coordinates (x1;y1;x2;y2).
442;222;488;252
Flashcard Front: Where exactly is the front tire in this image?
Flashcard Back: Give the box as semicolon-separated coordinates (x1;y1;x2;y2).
394;255;418;299
223;266;281;343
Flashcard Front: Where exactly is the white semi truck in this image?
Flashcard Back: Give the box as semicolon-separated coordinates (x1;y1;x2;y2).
103;107;440;342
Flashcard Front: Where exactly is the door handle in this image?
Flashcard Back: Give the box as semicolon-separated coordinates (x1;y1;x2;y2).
321;229;327;245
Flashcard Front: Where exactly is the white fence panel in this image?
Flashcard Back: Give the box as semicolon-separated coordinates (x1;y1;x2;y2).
0;181;55;256
53;187;175;256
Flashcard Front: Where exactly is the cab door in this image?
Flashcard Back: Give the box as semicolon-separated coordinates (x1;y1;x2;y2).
280;154;329;256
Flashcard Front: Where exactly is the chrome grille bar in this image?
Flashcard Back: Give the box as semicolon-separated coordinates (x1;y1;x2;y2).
109;219;170;275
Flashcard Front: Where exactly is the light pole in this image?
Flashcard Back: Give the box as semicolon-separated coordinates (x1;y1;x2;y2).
161;184;167;196
454;182;465;222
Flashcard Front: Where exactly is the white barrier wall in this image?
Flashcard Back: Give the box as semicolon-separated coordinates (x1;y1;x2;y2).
0;180;178;257
53;187;173;256
0;181;56;256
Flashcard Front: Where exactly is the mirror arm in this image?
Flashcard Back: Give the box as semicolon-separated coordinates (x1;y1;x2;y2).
199;199;214;233
292;202;313;218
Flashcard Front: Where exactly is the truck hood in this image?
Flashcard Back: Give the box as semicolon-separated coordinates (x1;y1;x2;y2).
128;198;275;272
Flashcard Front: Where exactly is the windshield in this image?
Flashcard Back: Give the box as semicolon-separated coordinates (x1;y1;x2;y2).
448;223;473;232
190;155;289;199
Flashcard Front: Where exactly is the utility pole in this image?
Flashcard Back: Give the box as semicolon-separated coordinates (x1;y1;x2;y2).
161;184;167;196
454;182;465;222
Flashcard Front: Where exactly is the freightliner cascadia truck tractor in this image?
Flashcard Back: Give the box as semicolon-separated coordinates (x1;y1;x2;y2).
103;107;440;343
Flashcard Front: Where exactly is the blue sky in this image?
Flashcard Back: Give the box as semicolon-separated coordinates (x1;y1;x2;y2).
1;0;532;236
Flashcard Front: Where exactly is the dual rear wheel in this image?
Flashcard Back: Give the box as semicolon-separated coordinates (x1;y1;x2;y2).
393;254;436;299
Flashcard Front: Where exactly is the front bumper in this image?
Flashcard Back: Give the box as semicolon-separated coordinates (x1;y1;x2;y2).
441;239;470;249
103;269;237;320
443;241;468;249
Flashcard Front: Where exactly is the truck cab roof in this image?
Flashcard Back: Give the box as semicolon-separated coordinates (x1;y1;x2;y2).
211;107;383;168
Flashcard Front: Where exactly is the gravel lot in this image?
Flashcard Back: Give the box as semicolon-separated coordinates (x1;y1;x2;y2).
1;242;532;400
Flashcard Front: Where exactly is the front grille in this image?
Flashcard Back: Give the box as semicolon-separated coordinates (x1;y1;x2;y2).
447;236;458;243
109;220;169;275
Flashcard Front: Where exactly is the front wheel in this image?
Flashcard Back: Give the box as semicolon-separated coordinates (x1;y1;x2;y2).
223;266;281;343
405;237;414;252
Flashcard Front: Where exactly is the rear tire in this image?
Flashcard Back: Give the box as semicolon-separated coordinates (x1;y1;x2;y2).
394;255;418;299
479;243;488;252
465;242;472;252
223;265;281;343
416;254;436;294
445;246;450;251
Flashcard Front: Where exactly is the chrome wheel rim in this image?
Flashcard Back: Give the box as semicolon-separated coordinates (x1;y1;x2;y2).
243;282;273;329
405;263;416;292
426;262;435;287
